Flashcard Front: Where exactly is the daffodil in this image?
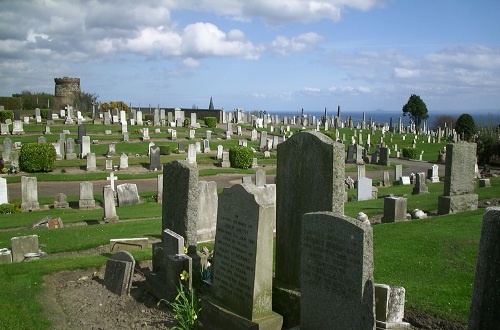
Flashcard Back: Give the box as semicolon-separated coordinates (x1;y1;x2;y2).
180;270;190;281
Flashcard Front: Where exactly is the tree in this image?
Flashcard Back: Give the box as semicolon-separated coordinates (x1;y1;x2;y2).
455;113;476;141
432;114;456;130
72;91;98;114
402;94;429;132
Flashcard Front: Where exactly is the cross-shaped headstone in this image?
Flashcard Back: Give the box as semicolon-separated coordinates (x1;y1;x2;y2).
107;172;118;191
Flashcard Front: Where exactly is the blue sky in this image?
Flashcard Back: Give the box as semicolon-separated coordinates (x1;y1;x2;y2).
1;0;499;115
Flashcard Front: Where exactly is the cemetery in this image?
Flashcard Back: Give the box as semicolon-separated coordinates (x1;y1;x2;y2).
0;105;500;329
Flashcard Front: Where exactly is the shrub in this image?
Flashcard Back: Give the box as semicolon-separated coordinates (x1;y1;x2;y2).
229;146;253;169
0;110;13;123
204;117;217;128
19;143;57;172
40;109;47;119
402;147;418;159
455;113;476;141
0;203;15;214
144;114;154;123
159;145;171;155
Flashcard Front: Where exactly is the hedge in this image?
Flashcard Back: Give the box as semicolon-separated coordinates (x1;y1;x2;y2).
229;146;253;169
402;147;418;159
19;143;57;172
0;110;13;123
204;117;217;128
159;145;171;155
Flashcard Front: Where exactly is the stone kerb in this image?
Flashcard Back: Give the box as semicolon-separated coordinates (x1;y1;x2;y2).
201;183;282;329
274;130;345;328
300;211;375;330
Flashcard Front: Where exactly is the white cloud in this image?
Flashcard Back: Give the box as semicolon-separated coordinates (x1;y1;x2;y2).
393;68;421;78
271;32;324;55
183;57;201;67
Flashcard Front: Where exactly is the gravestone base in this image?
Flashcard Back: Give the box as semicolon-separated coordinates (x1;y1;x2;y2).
65;153;77;160
271;281;301;329
144;271;177;301
437;194;478;215
21;202;40;212
103;214;119;223
79;199;96;209
376;320;411;329
201;295;283;330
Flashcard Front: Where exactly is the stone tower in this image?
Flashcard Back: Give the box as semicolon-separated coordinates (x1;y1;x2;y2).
54;77;80;110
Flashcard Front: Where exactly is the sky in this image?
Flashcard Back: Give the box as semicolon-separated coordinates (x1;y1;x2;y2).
1;0;500;115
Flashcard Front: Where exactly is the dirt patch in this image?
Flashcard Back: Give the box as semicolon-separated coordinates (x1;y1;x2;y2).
405;309;466;330
39;261;175;330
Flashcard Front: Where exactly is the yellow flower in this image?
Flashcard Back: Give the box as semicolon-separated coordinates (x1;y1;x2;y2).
180;270;190;281
183;246;188;254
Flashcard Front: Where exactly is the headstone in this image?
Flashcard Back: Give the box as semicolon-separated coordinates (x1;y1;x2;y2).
119;153;128;170
216;145;223;160
428;164;440;183
149;145;161;171
65;138;77;159
104;250;135;296
54;193;69;208
221;151;230;168
80;136;91;158
86;152;96;171
37;136;46;144
187;144;197;164
382;197;408;223
77;125;86;145
274;131;345;328
357;164;366;179
107;143;116;156
383;171;390;187
378;147;390;166
438;142;478;215
12;120;25;135
79;181;96;209
394;164;402;182
106;171;118;191
468;207;500;330
255;169;266;187
11;235;39;262
357;177;373;201
412;172;429;194
0;177;8;205
103;185;119;222
478;178;491;188
157;174;163;203
109;238;148;252
116;183;140;206
105;159;113;170
48;217;63;229
162;160;199;246
142;127;150;141
21;176;39;212
400;176;411;185
201;184;283;329
197;181;218;242
300;212;374;330
375;284;410;329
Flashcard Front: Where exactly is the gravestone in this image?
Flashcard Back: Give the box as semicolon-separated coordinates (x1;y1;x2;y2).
0;177;8;205
80;136;91;158
149;145;161;171
116;183;140;206
197;181;218;242
394;164;402;182
105;159;113;170
109;238;148;252
221;151;230;168
2;137;12;161
21;176;39;212
400;176;411;185
37;136;46;144
300;212;374;330
478;178;491;188
438;142;478;215
12;120;24;135
468;207;500;330
382;197;407;223
86;153;96;171
187;144;197;164
346;144;356;163
357;177;373;201
412;172;429;195
357;164;366;179
375;284;410;329
77;125;86;145
54;193;69;208
119;153;128;170
142;128;150;141
103;185;119;222
383;171;390;187
201;184;283;329
428;164;439;183
378;147;390;166
104;250;135;296
255;169;266;187
274;131;345;328
162;160;199;247
216;145;223;160
157;174;163;203
79;181;96;209
11;235;39;262
65;138;77;160
107;143;116;156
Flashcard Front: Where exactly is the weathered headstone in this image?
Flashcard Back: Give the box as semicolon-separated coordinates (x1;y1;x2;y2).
162;160;199;247
149;145;161;171
187;144;197;164
11;235;39;262
86;152;96;171
300;212;375;330
65;138;77;160
54;193;69;208
357;177;373;201
2;137;12;161
0;177;8;205
378;147;390;166
274;131;345;328
116;183;140;206
438;142;478;215
157;174;163;203
104;250;135;296
21;176;39;212
119;153;128;170
80;136;91;158
107;143;116;156
201;184;282;329
375;284;410;329
382;197;407;223
79;181;96;209
255;169;266;187
197;181;218;242
468;207;500;330
412;172;429;195
394;164;402;182
103;185;119;222
428;164;440;183
221;151;230;168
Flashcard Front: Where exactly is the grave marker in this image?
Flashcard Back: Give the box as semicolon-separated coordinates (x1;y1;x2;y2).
116;183;140;206
79;182;96;209
21;176;39;212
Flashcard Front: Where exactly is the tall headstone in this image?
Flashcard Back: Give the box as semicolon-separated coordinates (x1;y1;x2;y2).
301;212;374;330
149;145;161;171
65;138;77;159
187;144;197;164
438;142;478;214
21;176;39;212
79;181;96;209
103;185;119;222
157;174;163;203
86;152;96;171
468;207;500;330
394;164;402;182
274;131;345;328
80;136;91;158
0;177;8;205
197;181;218;242
77;125;86;145
255;169;266;187
428;164;440;183
2;137;12;161
119;153;128;170
201;184;283;329
357;177;373;201
378;147;390;166
162;160;199;247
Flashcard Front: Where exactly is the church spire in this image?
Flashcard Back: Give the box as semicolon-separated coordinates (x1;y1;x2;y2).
209;97;214;110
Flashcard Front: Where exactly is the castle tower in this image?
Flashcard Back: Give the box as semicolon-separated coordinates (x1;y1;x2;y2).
54;77;80;110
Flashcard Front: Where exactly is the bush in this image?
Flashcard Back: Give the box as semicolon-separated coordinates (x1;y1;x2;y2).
455;113;476;141
144;114;154;123
402;147;418;159
0;203;15;214
40;109;47;119
0;110;13;123
204;117;217;128
159;145;171;155
19;143;57;172
229;146;253;169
